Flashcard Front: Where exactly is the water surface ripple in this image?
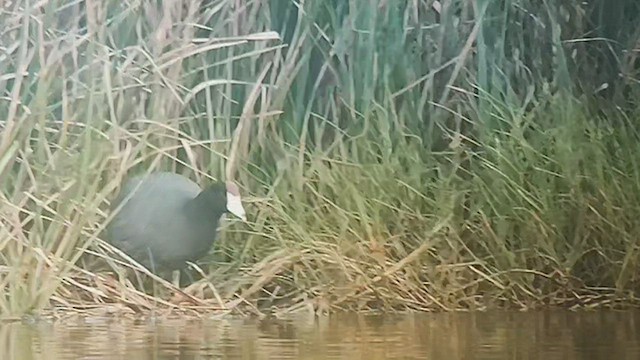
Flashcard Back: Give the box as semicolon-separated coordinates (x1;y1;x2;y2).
1;310;638;359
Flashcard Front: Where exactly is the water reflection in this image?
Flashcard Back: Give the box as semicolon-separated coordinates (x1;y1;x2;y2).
1;310;639;359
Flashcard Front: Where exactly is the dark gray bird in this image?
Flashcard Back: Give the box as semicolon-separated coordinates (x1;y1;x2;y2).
105;172;246;275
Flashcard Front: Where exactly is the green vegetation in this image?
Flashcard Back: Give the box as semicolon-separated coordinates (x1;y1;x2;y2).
1;0;640;318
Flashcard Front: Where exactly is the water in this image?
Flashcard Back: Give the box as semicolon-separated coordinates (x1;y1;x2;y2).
2;310;639;359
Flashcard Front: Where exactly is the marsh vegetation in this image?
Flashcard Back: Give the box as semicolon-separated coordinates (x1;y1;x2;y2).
1;0;640;318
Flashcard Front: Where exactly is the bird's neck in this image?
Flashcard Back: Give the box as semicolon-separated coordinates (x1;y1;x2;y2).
184;194;225;222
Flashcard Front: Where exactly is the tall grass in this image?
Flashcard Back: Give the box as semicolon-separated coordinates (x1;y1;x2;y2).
1;0;640;318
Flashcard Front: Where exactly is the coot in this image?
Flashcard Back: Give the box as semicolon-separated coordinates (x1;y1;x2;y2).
105;172;246;274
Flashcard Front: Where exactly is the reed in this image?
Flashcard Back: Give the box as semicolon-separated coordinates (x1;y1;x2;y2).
1;0;639;318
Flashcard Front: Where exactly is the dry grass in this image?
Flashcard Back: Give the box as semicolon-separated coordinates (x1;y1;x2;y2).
2;0;640;319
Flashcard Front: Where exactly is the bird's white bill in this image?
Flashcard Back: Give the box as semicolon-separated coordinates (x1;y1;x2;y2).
226;193;247;221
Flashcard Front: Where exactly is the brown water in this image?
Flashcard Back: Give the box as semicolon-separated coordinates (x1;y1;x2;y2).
1;310;639;359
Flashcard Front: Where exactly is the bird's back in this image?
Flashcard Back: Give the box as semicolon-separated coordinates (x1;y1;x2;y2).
106;172;214;271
